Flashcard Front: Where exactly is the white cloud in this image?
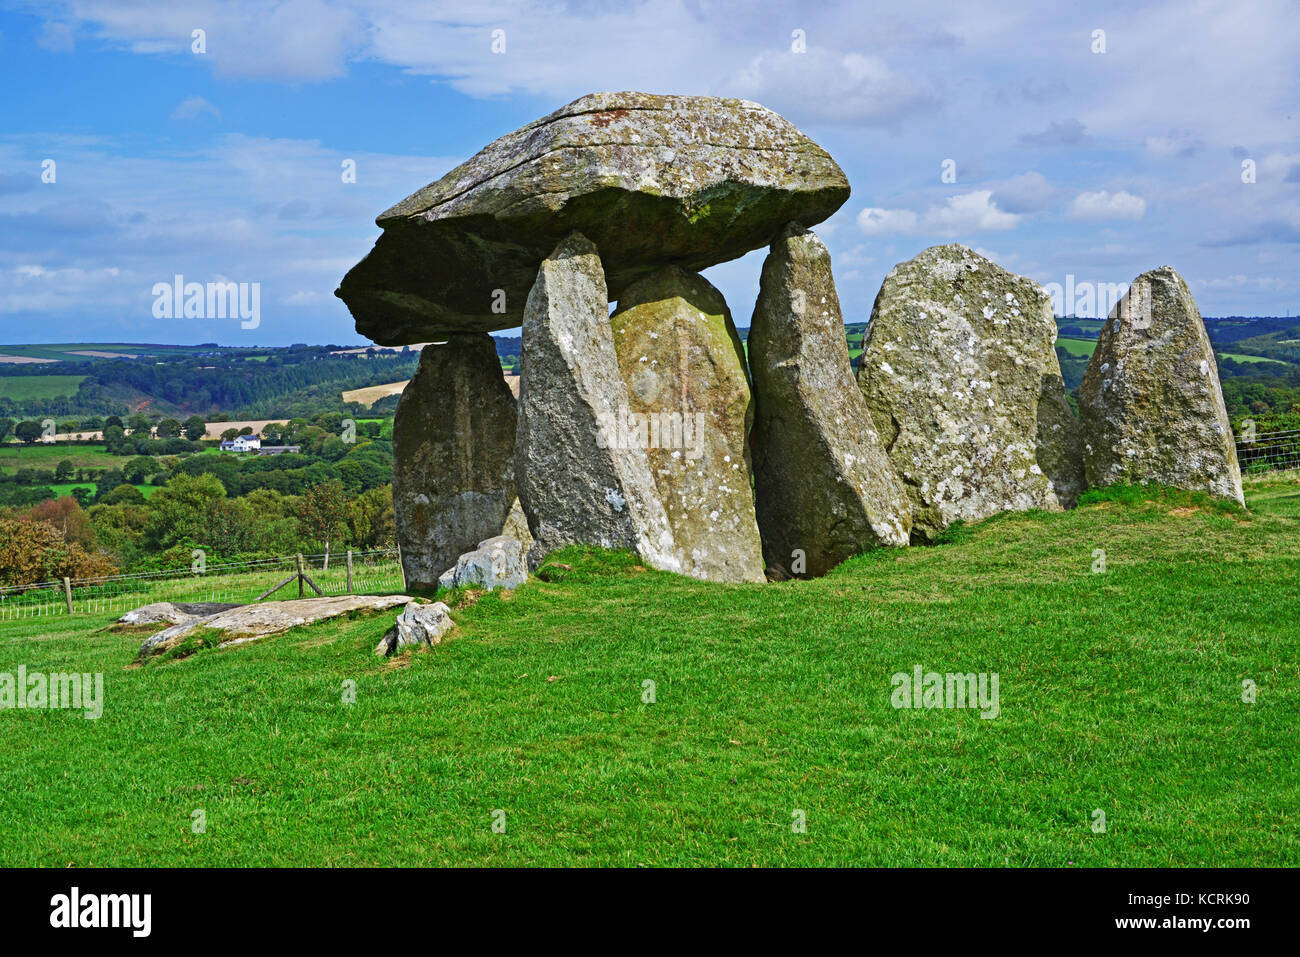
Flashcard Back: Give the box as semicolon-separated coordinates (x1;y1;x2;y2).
36;19;77;52
730;49;939;127
1067;190;1147;222
857;207;919;235
52;0;362;82
858;191;1021;237
1143;132;1203;158
0;133;463;342
171;95;220;121
989;171;1055;214
1195;275;1290;292
1259;153;1300;182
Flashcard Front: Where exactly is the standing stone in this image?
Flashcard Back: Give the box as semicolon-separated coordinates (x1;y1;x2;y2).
857;244;1084;541
514;233;679;570
609;267;765;583
393;335;520;590
749;224;910;576
1079;267;1243;504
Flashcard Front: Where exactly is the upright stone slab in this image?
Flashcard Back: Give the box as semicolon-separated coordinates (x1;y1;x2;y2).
857;244;1085;541
393;335;521;589
609;267;765;583
749;224;910;576
1079;266;1243;504
514;233;679;570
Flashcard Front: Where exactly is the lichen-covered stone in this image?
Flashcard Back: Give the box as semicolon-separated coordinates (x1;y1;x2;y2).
438;535;529;591
117;601;240;627
749;224;910;576
1078;267;1243;504
138;595;413;659
514;233;679;570
337;92;850;344
393;335;521;590
856;244;1084;541
374;601;455;656
609;267;765;582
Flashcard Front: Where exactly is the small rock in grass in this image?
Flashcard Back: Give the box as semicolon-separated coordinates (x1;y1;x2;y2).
374;601;455;656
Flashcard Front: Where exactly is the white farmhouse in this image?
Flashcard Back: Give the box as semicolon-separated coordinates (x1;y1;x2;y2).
219;435;262;452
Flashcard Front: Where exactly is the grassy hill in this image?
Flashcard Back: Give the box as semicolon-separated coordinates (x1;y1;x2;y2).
0;374;87;400
1;477;1296;866
0;441;120;475
1055;336;1097;358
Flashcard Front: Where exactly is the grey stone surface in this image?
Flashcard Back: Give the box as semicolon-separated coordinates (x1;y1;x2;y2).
749;224;911;576
373;601;455;656
438;535;529;591
856;244;1085;541
609;266;765;582
514;233;679;572
336;92;850;344
1078;266;1243;504
117;602;241;627
392;334;523;590
137;595;413;659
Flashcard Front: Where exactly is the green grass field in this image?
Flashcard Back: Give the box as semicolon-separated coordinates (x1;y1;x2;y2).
45;482;159;499
0;374;86;400
1056;336;1098;358
0;442;119;475
1;480;1296;866
0;343;206;362
1052;338;1291;369
1218;352;1288;365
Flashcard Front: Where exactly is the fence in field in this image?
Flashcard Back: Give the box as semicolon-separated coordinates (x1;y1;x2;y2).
1236;429;1300;473
0;548;404;621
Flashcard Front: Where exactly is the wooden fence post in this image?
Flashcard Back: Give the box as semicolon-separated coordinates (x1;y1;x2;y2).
296;553;305;598
62;577;73;615
346;550;354;594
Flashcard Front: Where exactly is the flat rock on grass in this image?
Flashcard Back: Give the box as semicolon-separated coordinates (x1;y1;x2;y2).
137;595;413;660
117;601;242;627
374;601;455;656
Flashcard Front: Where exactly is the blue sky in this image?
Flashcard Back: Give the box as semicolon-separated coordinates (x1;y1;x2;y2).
1;0;1298;346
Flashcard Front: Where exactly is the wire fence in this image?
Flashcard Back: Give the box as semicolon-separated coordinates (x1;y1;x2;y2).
1237;429;1300;474
0;548;404;622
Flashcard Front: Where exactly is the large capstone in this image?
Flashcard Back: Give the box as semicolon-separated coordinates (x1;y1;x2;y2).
393;335;522;590
609;266;765;583
856;244;1085;541
1078;267;1243;504
749;224;910;576
514;233;680;571
336;92;850;344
